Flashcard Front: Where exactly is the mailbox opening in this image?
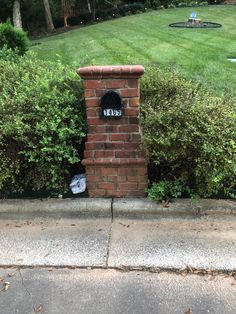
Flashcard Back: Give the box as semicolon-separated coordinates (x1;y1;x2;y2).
100;91;122;119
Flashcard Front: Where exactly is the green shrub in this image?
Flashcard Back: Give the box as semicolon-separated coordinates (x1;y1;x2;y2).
177;2;188;7
0;22;29;55
199;1;208;6
0;52;86;196
141;66;236;200
168;4;176;8
146;180;183;201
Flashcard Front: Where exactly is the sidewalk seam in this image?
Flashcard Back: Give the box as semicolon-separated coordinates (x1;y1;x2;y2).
105;221;113;268
111;198;114;221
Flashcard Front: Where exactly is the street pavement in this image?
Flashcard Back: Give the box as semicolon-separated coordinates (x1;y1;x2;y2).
0;268;235;314
0;214;235;313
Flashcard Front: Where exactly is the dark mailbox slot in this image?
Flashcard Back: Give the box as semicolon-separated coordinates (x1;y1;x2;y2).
100;91;122;118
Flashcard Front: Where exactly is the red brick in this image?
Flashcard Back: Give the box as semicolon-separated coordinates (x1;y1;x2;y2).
108;118;129;126
94;151;115;158
118;183;138;190
84;151;94;158
119;125;139;132
105;79;127;89
137;167;147;176
88;126;100;134
100;168;118;176
109;134;130;141
87;134;107;142
129;117;139;124
87;174;100;182
128;190;146;197
127;79;138;89
88;126;107;134
120;89;138;98
104;142;125;150
86;98;99;107
123;142;140;150
89;189;106;197
99;182;116;190
107;176;119;183
84;167;94;175
138;182;148;190
129;98;139;107
124;108;139;117
85;142;105;150
104;151;115;158
86;181;97;190
85;89;95;98
118;168;137;176
86;108;98;117
115;151;137;158
95;89;106;97
106;126;118;133
84;80;104;89
87;118;101;125
127;175;139;182
122;99;129;109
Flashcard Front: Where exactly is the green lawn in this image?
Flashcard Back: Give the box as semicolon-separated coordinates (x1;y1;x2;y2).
32;6;236;96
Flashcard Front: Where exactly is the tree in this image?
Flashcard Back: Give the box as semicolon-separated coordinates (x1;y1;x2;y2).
42;0;55;31
13;0;23;28
61;0;74;27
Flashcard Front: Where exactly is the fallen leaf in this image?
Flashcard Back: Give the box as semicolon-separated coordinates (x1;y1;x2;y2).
231;280;236;286
186;265;194;273
185;307;193;314
8;272;16;277
118;222;130;228
34;304;43;313
4;281;10;291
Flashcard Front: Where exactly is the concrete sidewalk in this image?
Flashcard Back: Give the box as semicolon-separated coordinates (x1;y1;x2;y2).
0;215;235;271
0;202;236;314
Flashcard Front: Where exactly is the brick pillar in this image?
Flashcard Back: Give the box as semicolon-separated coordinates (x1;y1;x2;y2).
77;65;148;197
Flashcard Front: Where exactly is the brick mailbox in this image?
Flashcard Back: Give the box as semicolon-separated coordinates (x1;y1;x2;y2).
77;65;148;197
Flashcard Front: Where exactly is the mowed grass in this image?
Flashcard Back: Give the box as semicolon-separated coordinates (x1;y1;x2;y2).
32;6;236;96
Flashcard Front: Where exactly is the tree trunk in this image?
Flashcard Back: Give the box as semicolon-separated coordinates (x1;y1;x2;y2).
13;0;22;29
92;0;96;21
86;0;91;14
43;0;55;31
64;15;68;27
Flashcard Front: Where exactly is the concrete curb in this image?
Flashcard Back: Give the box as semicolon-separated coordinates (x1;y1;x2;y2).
113;198;236;218
0;198;235;218
0;198;112;218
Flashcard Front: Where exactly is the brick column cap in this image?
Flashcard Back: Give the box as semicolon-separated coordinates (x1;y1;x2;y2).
77;65;144;79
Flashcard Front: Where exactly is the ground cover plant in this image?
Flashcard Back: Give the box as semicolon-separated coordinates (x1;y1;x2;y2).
141;66;236;200
0;50;86;197
31;5;236;97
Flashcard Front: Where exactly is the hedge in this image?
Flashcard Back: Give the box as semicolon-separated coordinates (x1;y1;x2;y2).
0;51;86;197
140;66;236;200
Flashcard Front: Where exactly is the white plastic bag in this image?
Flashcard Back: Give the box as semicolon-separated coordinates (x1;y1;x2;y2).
70;174;86;194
